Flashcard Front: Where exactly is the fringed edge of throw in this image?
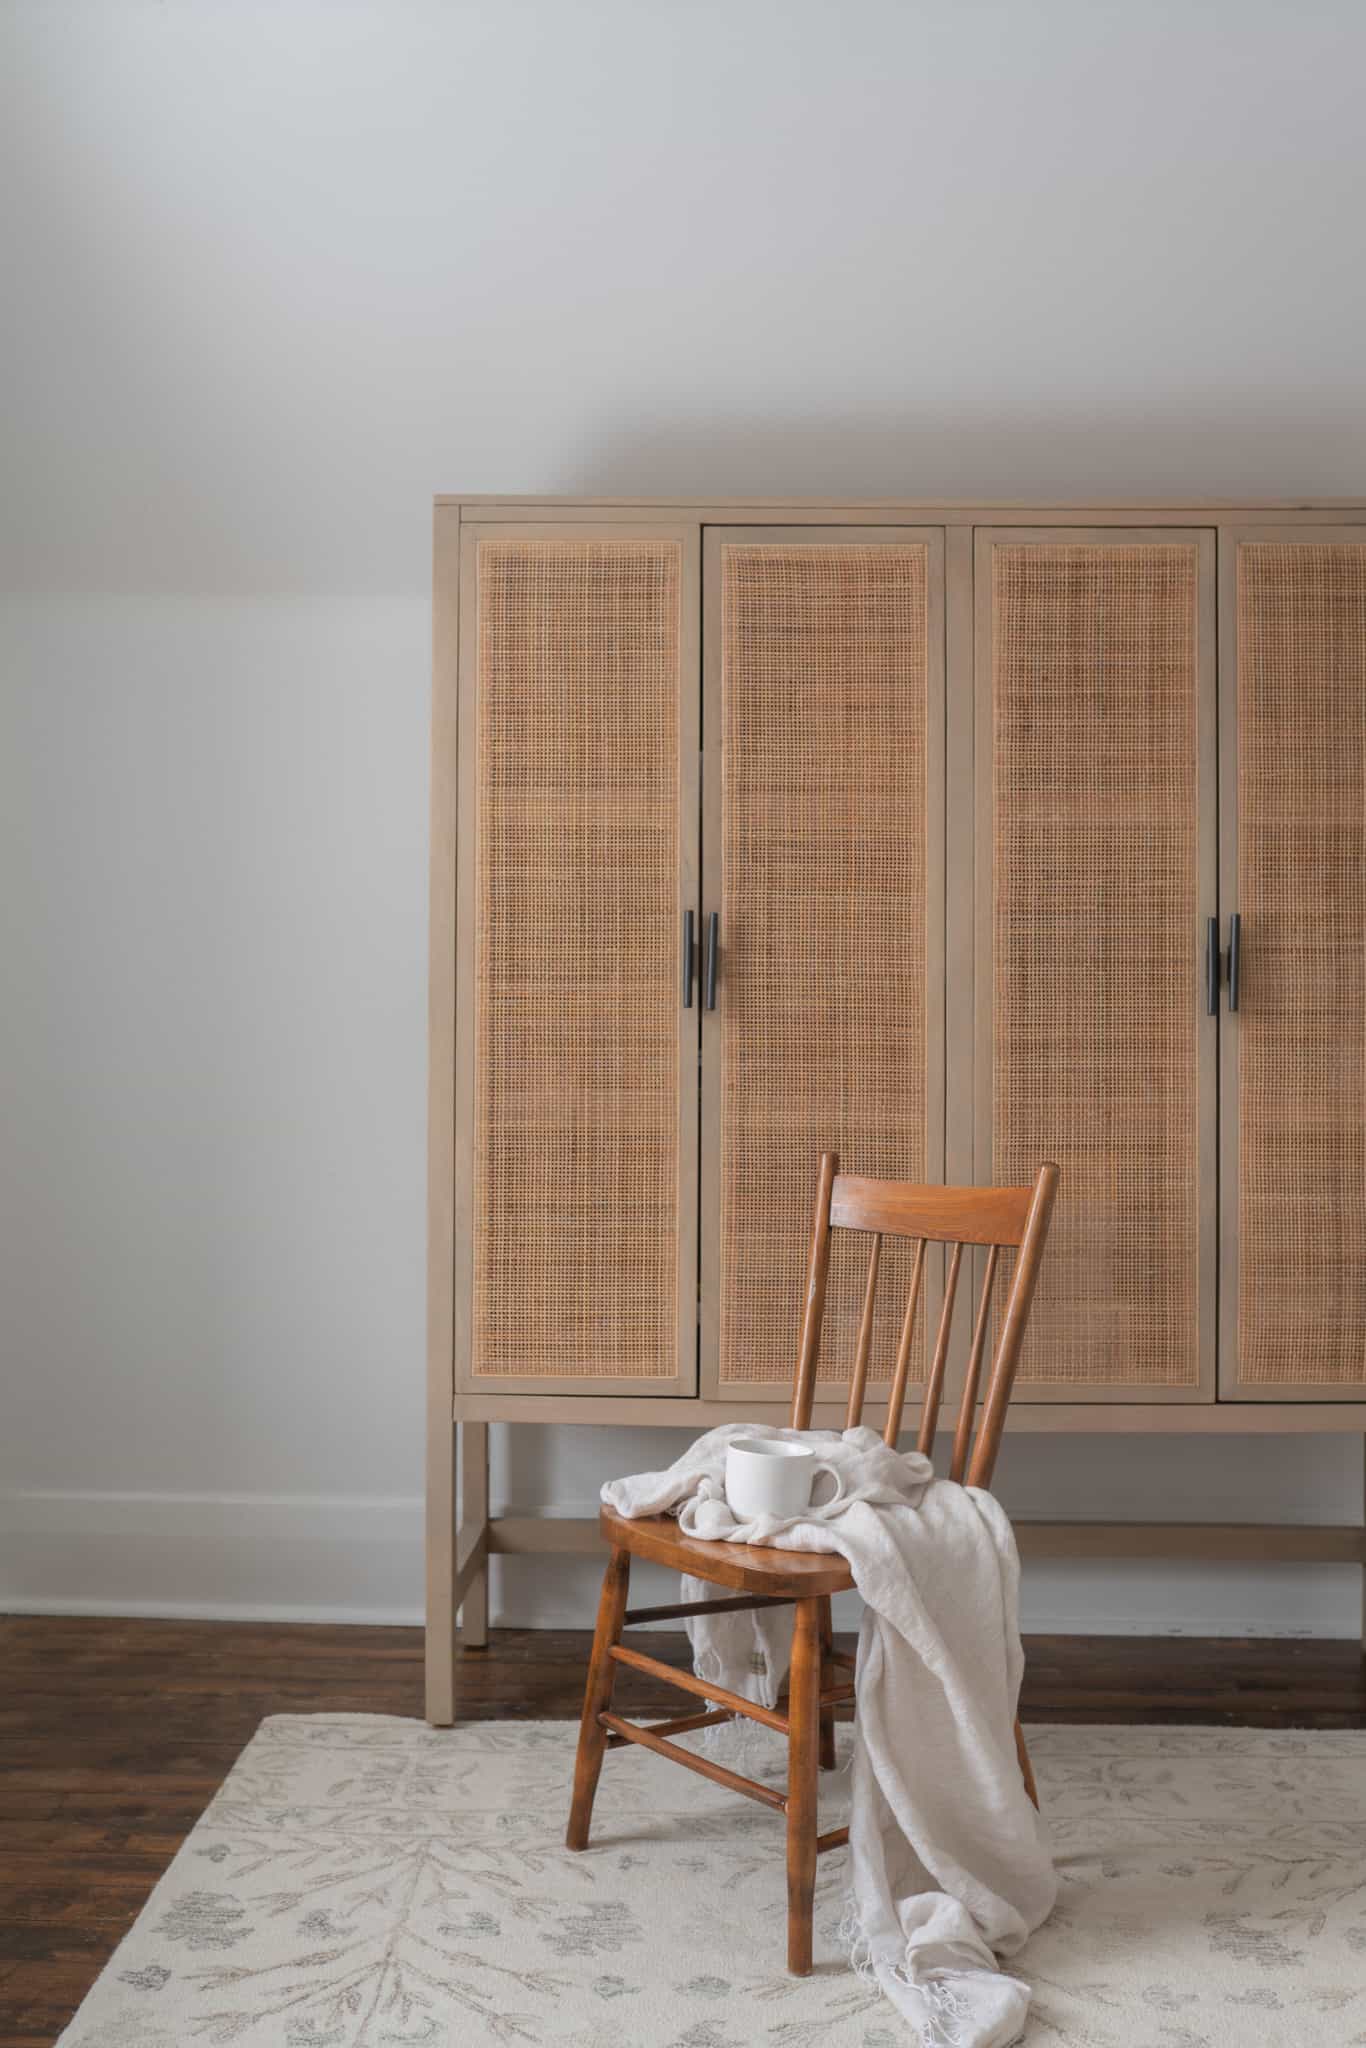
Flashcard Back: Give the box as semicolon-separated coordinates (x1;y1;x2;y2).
837;1892;1016;2048
690;1643;786;1774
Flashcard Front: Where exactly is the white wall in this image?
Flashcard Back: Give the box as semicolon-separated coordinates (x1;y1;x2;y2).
4;0;1366;1633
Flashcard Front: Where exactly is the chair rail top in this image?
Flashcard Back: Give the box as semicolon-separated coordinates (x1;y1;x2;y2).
829;1168;1059;1247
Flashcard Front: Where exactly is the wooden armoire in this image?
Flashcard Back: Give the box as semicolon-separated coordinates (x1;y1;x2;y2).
427;497;1366;1722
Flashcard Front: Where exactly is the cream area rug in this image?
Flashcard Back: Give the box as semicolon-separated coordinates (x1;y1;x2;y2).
57;1715;1366;2048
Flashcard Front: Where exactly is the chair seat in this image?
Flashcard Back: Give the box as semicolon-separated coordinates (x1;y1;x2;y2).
599;1504;854;1598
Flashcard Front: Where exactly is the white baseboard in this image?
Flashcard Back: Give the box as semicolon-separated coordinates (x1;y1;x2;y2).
0;1594;428;1624
2;1492;1361;1638
0;1488;425;1625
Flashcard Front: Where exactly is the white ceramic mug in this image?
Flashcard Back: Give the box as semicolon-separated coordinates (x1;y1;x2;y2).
723;1436;845;1521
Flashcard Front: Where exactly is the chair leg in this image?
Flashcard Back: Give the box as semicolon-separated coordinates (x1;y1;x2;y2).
817;1594;837;1771
566;1548;631;1851
1014;1714;1039;1809
786;1597;822;1975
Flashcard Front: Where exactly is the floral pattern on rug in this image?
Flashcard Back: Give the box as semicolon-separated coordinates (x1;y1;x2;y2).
57;1716;1366;2047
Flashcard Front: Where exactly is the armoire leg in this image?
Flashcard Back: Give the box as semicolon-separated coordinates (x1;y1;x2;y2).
786;1598;821;1975
817;1594;837;1771
424;1415;457;1726
459;1420;489;1649
566;1548;631;1851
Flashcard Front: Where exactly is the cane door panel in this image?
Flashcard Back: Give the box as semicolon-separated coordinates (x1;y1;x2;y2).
701;529;945;1402
455;525;700;1393
1220;528;1366;1397
975;530;1217;1400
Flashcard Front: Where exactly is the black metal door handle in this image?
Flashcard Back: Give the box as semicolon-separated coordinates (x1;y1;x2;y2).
1205;917;1220;1017
682;910;695;1008
704;912;719;1011
1227;913;1241;1012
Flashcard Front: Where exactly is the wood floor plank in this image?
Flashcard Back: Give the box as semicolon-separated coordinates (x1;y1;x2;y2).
2;1614;1363;2041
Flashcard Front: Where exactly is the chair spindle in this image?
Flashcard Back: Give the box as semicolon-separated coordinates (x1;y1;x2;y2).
881;1238;927;1446
916;1239;963;1454
966;1164;1060;1488
846;1234;882;1428
950;1244;999;1482
791;1151;837;1430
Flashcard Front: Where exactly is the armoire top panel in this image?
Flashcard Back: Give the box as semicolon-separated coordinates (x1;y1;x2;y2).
436;495;1366;524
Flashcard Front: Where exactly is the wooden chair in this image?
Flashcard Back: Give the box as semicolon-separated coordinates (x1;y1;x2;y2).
566;1153;1060;1976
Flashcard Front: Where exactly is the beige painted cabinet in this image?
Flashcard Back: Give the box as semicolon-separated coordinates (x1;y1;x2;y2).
427;497;1366;1722
438;501;1366;1409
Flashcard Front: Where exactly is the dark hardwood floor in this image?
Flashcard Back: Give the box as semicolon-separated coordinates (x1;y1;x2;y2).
3;1615;1364;2046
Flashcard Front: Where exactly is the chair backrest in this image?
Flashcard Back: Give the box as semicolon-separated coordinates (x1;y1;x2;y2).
790;1154;1060;1490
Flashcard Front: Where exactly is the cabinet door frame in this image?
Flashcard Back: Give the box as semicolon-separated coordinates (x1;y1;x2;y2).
1218;522;1366;1400
453;521;702;1396
699;525;947;1405
971;526;1219;1404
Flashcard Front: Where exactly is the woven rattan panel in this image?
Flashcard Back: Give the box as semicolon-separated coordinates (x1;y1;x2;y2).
1236;542;1366;1386
992;544;1201;1385
473;540;682;1378
719;543;929;1386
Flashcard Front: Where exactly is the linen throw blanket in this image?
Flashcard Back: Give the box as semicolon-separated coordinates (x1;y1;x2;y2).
601;1424;1056;2048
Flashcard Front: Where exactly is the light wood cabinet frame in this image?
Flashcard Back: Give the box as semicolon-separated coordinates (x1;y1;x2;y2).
429;498;1366;1726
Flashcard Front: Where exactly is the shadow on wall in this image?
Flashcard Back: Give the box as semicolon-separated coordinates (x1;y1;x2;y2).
539;405;1366;502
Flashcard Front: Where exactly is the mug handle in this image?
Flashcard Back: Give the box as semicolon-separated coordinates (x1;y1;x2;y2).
808;1460;846;1511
